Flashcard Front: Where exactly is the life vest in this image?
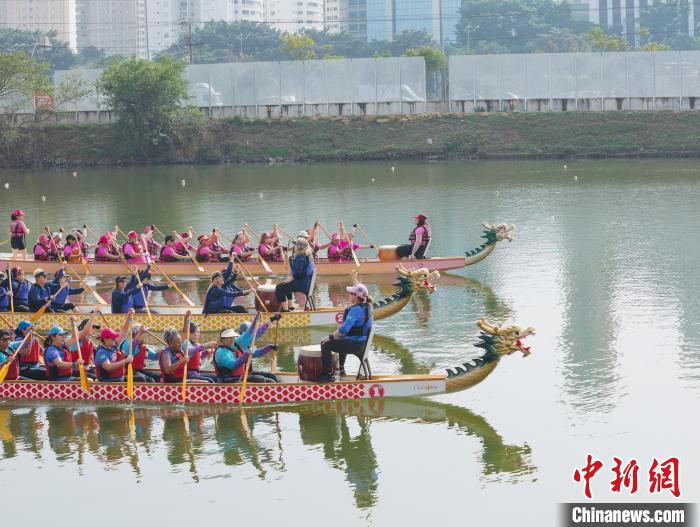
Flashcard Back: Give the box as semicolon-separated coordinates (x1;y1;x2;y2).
123;242;146;262
71;338;95;365
94;245;111;261
195;245;210;263
0;349;19;380
65;244;82;263
0;287;8;309
159;245;177;262
15;280;30;303
94;345;125;380
10;221;25;238
408;223;431;248
341;303;373;338
213;344;244;378
132;342;148;371
158;348;185;382
34;243;50;261
17;337;41;364
44;345;73;380
186;342;200;371
80;240;89;257
173;241;189;257
47;241;60;261
230;244;251;262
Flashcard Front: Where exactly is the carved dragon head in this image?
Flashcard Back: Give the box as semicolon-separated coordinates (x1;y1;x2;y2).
482;222;516;244
475;318;535;357
396;264;440;293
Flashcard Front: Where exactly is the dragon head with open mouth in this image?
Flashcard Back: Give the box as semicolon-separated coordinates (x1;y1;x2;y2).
476;318;535;357
396;264;440;294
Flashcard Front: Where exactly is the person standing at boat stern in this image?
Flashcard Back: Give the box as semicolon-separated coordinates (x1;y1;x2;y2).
9;209;29;260
275;238;314;312
396;214;431;260
318;283;374;382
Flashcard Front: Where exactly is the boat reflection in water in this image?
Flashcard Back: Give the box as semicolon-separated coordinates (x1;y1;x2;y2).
0;399;535;508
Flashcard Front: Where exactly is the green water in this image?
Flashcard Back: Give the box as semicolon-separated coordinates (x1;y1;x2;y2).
1;160;699;526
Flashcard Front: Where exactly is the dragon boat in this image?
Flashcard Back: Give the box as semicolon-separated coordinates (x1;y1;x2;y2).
0;223;514;277
0;319;534;406
2;265;440;332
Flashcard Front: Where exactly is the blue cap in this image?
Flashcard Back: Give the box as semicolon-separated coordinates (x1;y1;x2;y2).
47;326;68;337
17;320;34;332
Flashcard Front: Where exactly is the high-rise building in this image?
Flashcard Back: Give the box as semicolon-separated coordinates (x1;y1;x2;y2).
324;0;346;33
0;0;77;50
76;0;147;57
265;0;324;32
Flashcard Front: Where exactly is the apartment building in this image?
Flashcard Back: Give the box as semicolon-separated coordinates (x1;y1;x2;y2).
0;0;77;50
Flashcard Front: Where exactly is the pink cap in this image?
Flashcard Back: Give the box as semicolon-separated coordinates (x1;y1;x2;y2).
346;283;369;300
414;214;427;220
331;232;340;241
99;235;110;244
38;234;49;243
128;231;138;239
13;209;25;216
99;328;120;340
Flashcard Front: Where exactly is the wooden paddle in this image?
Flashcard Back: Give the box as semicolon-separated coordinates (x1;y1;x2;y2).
70;317;91;393
148;259;195;307
181;314;191;403
145;328;167;347
215;226;272;274
133;267;152;321
238;318;259;404
126;317;134;400
230;257;268;313
172;231;204;273
354;223;378;252
6;263;14;314
241;225;273;273
271;316;280;374
0;328;33;384
0;239;9;247
62;261;108;306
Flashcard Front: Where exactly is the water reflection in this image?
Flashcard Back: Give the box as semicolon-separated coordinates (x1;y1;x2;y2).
0;400;535;506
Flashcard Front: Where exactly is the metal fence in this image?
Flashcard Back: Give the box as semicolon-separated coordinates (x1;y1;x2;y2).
449;51;700;108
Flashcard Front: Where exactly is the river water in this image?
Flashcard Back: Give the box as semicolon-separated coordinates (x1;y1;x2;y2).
0;160;699;526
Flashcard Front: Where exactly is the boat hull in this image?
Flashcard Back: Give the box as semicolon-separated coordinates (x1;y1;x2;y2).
0;374;447;405
0;254;466;277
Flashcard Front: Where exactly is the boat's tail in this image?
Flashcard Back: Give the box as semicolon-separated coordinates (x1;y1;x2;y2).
445;318;534;393
464;222;515;266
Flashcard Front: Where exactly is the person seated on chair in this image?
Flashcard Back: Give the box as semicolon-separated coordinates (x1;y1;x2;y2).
396;214;431;260
212;314;280;383
318;282;374;382
275;238;314;312
202;262;251;314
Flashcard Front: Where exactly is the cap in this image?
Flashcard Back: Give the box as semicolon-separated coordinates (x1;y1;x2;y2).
99;235;110;244
52;232;62;239
38;234;49;243
210;271;223;281
220;328;239;339
17;320;34;332
346;283;369;300
47;326;69;337
128;231;138;239
298;230;310;238
12;209;25;216
414;214;427;220
197;234;207;242
33;268;47;278
331;232;340;241
115;275;127;284
99;328;120;340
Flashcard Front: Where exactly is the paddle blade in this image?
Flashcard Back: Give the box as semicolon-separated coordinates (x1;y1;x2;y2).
127;363;134;399
181;364;188;403
79;364;91;393
29;302;49;323
260;258;272;273
0;363;10;385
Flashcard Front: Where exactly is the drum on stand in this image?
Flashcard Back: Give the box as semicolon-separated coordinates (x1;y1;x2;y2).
298;344;338;381
377;245;399;261
255;283;282;312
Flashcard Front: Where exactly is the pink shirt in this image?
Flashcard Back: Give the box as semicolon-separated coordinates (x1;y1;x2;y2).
124;243;147;263
95;245;110;260
160;245;177;261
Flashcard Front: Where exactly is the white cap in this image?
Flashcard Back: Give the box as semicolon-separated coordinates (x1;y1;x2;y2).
346;283;369;300
220;328;239;339
297;230;310;238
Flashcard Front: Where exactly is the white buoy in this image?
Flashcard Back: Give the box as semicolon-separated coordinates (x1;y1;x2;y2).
41;196;46;202
258;192;264;199
495;190;499;197
574;175;578;181
72;171;79;177
426;138;433;145
390;166;395;173
181;179;186;186
3;183;9;189
563;164;568;170
371;178;375;182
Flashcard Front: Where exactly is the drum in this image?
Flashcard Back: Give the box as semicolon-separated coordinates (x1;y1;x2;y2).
298;344;338;382
377;245;399;261
255;283;282;312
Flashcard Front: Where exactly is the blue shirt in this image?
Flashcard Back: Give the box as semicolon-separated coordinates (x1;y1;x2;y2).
94;345;122;380
338;304;372;342
44;345;71;381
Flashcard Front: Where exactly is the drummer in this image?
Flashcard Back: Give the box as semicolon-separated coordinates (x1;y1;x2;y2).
9;209;29;260
396;214;431;259
317;282;374;382
212;314;279;383
202;262;251;314
275;238;314;312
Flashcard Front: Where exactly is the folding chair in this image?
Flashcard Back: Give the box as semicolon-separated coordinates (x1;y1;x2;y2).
356;326;376;380
303;267;318;310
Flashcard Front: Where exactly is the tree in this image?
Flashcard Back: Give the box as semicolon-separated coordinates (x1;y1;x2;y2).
281;33;316;60
0;28;75;70
75;46;108;68
585;27;629;51
97;56;193;160
403;46;447;74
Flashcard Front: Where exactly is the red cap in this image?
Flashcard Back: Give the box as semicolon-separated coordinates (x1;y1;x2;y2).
180;232;190;239
128;231;138;239
99;328;120;340
38;234;49;243
414;214;427;220
99;235;110;244
13;209;25;216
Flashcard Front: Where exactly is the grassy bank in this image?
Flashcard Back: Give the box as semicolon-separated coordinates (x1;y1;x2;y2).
3;111;700;168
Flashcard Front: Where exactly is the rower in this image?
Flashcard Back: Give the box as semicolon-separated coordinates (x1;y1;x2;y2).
74;228;91;257
158;316;210;384
28;268;60;312
317;282;374;382
44;325;84;382
94;315;132;382
49;268;84;313
173;230;195;258
338;222;372;259
0;329;24;380
123;231;147;263
110;270;143;314
132;265;168;314
95;235;121;261
62;234;83;263
301;225;328;260
275;238;314;312
48;232;63;261
142;226;161;258
182;321;217;383
202;262;251;314
11;320;44;379
0;271;8;313
396;214;431;260
327;232;344;262
2;267;30;312
9;209;29;260
195;233;228;263
119;322;159;382
258;231;285;262
229;231;255;262
159;234;191;262
68;314;100;378
33;234;51;261
212;314;280;383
